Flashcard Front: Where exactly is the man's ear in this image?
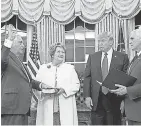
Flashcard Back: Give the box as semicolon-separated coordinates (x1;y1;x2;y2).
109;39;114;46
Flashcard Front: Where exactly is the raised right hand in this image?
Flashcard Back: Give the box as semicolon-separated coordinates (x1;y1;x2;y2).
7;24;16;41
85;97;93;110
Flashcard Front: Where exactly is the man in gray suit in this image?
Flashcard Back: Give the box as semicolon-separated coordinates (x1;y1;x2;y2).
83;32;129;125
111;28;141;125
1;24;49;125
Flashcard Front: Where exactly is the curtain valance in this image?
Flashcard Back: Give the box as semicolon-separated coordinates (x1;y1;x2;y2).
112;0;141;19
1;0;141;24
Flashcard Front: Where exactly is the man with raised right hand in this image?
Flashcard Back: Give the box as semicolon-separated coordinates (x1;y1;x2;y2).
1;24;49;125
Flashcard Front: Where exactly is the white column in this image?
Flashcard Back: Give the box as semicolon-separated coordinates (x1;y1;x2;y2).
26;25;33;61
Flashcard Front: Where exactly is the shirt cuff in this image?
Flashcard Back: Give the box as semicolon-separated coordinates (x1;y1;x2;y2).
39;83;42;89
4;39;13;48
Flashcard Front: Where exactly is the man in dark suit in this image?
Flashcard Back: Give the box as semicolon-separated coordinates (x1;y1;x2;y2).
111;28;141;125
83;32;129;125
1;24;49;125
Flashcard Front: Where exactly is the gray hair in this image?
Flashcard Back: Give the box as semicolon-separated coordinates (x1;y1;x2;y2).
11;34;23;47
49;42;66;58
98;32;114;41
14;34;23;42
131;28;141;40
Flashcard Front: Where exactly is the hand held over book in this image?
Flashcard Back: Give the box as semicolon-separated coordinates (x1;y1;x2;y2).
85;97;93;110
110;84;127;95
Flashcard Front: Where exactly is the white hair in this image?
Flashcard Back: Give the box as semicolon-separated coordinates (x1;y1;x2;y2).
131;28;141;40
13;34;23;43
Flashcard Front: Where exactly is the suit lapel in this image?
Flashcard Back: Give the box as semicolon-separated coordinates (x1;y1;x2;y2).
10;52;22;69
109;51;117;71
95;51;103;81
128;54;141;74
10;52;30;82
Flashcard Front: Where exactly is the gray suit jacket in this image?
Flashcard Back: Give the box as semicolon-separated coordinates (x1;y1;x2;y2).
1;46;41;115
83;50;129;111
125;54;141;122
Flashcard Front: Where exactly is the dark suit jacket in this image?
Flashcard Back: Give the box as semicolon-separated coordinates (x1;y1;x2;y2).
83;50;129;111
125;54;141;122
1;46;42;115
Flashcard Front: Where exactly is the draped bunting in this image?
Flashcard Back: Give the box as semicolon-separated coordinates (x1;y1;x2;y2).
1;0;140;60
50;0;76;24
1;0;13;22
112;0;141;19
18;0;44;24
79;0;110;24
1;0;141;24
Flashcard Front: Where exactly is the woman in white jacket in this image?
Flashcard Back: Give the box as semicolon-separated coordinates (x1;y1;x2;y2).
35;43;80;125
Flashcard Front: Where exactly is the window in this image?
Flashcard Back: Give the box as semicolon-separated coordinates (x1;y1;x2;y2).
1;16;27;63
65;17;95;76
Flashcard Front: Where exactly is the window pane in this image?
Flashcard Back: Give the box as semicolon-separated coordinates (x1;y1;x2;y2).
7;16;16;28
86;47;95;54
65;20;74;32
85;38;95;46
65;39;74;62
85;23;95;30
18;18;27;31
75;17;84;32
65;18;96;64
75;47;85;62
75;38;85;62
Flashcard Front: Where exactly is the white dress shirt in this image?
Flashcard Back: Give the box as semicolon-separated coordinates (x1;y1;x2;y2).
4;39;13;48
137;51;141;56
101;48;113;71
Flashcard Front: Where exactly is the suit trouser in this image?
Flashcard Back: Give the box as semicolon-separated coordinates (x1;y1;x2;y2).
110;94;123;125
91;91;114;125
1;114;28;125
